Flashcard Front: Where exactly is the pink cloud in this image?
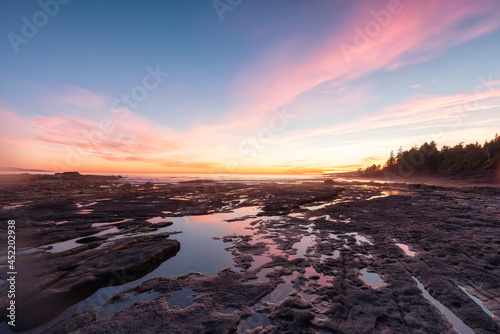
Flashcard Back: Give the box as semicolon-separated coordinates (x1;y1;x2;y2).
31;114;180;159
3;0;500;173
230;0;500;124
41;86;108;111
0;103;230;172
276;86;500;144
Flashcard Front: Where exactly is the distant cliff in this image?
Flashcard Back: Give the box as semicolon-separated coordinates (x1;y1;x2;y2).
0;172;122;183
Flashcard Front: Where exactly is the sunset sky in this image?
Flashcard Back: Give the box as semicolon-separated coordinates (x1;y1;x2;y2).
1;0;500;174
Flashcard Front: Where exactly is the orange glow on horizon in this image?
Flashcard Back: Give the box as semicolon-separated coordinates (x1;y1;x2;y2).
2;1;499;176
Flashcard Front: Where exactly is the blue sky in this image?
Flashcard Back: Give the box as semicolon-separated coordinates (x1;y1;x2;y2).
1;0;500;173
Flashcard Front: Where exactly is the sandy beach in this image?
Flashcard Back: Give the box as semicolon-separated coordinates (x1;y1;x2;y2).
0;175;499;333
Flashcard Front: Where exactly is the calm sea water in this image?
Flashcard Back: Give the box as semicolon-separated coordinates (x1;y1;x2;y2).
1;170;402;185
104;172;321;184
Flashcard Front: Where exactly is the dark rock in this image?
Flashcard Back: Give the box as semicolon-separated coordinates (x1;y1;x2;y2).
13;235;180;331
75;236;105;244
42;310;97;334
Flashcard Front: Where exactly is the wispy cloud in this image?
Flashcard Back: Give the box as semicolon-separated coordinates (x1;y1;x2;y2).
3;0;500;173
276;86;500;144
230;0;500;122
1;99;226;172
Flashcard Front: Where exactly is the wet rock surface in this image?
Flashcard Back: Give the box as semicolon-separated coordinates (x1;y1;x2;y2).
1;179;500;333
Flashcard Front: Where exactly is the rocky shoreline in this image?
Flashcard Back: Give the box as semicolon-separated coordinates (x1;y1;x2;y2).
1;177;500;333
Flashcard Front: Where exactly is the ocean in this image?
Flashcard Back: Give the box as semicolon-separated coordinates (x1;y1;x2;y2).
101;172;322;184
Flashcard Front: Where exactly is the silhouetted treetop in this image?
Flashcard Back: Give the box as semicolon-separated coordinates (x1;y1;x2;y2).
361;134;500;177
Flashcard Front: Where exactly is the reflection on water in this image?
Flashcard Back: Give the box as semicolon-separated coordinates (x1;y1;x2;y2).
365;190;399;201
321;250;340;261
247;254;273;271
146;217;173;224
359;268;387;289
300;222;315;233
262;272;299;304
91;219;132;228
413;277;474;334
346;233;373;246
458;285;493;318
289;235;316;260
308;215;331;221
76;201;98;208
248;267;276;282
15;187;417;333
40;227;120;253
288;212;305;218
239;310;270;333
222;307;238;314
42;237;85;253
169;196;191;201
396;243;416;257
167;288;200;309
304;266;334;286
41;220;70;225
38;207;262;330
143;206;260;276
99;290;160;318
1;202;29;210
77;209;94;214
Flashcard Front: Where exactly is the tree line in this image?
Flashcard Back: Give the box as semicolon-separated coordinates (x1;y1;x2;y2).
361;134;500;177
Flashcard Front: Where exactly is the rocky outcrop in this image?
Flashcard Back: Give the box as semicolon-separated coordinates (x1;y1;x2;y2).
8;235;180;331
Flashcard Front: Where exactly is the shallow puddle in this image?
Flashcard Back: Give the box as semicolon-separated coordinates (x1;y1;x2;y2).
289;235;316;260
315;303;327;312
54;221;69;225
248;267;276;282
91;219;132;228
288;212;306;218
77;209;94;214
76;201;98;208
43;237;87;253
304;266;334;286
169;196;191;201
99;290;160;318
321;250;340;260
222;307;238;314
1;202;28;210
302;198;347;211
396;243;416;257
167;288;200;309
458;285;493;317
413;277;474;334
302;202;330;210
146;217;174;224
239;311;270;333
366;191;397;201
300;222;315;233
247;254;273;271
262;273;299;304
41;227;120;253
359;268;387;289
346;233;373;246
35;207;264;330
